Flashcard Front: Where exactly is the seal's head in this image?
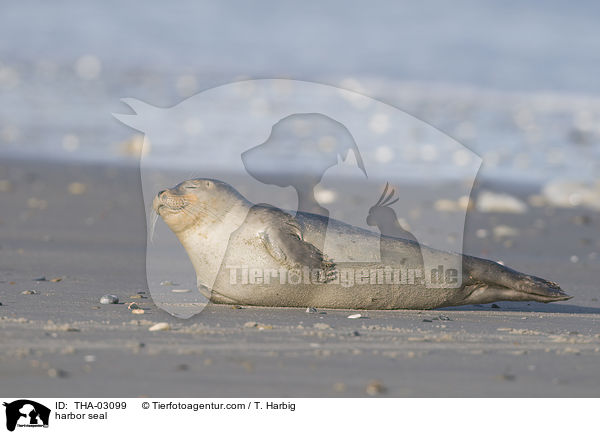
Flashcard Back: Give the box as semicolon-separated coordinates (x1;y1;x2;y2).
153;178;247;234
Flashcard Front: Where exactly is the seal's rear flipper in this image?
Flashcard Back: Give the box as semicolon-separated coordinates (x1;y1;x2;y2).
462;255;572;304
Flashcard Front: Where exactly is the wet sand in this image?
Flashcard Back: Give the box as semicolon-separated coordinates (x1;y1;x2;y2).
1;158;599;397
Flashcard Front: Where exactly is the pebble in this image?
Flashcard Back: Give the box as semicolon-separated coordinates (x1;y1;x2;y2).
47;368;68;378
0;179;12;192
100;294;119;304
333;382;347;392
67;182;87;195
347;313;363;319
57;325;80;332
131;309;145;315
84;355;96;363
571;215;591;226
127;302;140;310
244;321;258;328
475;229;488;239
313;323;331;330
365;380;387;396
21;290;37;295
500;373;516;381
491;304;500;309
171;289;191;293
148;322;170;331
306;307;318;313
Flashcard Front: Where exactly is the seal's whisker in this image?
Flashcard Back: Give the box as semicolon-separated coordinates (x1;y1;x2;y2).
181;205;223;224
149;209;159;243
187;204;224;223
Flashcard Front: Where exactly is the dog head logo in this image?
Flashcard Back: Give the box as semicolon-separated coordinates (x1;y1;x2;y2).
3;400;50;431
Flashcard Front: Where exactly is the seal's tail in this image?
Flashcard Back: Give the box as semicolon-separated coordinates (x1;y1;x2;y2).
462;255;572;304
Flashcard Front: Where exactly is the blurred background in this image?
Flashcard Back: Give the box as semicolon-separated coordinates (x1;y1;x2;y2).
1;0;600;183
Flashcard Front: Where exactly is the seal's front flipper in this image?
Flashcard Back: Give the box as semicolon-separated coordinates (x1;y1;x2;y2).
463;255;572;303
250;206;335;279
259;226;335;277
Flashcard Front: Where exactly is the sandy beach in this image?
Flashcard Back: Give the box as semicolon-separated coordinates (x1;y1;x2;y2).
1;157;599;397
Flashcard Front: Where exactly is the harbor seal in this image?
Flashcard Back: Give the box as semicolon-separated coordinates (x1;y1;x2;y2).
153;178;571;310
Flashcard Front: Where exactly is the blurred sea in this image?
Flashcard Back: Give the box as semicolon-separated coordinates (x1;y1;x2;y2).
1;0;600;183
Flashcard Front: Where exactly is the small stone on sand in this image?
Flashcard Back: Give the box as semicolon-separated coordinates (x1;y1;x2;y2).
47;368;68;378
347;313;362;319
0;180;12;192
68;182;87;195
333;382;346;392
100;294;119;304
149;322;170;331
475;229;488;239
365;380;387;396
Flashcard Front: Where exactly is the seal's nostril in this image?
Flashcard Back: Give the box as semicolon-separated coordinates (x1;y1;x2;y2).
158;190;166;197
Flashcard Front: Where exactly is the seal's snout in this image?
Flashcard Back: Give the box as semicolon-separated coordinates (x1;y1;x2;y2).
152;193;163;213
153;188;173;214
